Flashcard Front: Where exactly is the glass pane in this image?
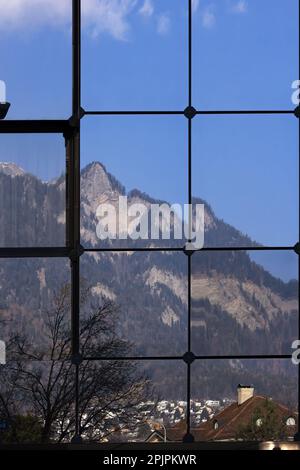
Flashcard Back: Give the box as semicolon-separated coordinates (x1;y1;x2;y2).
0;258;71;360
82;0;187;110
193;0;298;110
79;360;186;443
0;0;72;119
0;134;66;247
0;258;73;444
80;251;187;357
0;361;75;443
191;360;297;441
81;116;187;249
193;115;298;247
191;250;298;356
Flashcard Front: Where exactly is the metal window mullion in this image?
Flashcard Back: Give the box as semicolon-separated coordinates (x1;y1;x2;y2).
81;109;295;116
82;245;295;253
184;0;193;443
70;0;82;443
82;354;293;361
0;245;295;258
297;0;300;441
0;120;72;134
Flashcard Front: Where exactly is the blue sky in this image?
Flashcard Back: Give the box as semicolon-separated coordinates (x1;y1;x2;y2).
0;0;299;253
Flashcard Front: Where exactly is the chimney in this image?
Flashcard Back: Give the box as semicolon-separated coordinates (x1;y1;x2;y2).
237;384;254;405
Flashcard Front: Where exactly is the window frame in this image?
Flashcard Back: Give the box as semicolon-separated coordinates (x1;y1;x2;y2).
0;0;299;444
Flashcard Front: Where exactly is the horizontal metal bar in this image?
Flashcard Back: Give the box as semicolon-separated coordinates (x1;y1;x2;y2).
0;247;69;258
0;245;295;258
196;110;294;115
0;120;73;134
84;247;183;253
194;354;293;360
6;354;292;363
198;246;295;252
82;354;293;361
83;110;294;117
84;245;295;253
83;356;181;361
84;110;184;116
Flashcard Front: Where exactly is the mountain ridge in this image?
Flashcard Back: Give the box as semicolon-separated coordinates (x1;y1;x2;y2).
0;160;298;403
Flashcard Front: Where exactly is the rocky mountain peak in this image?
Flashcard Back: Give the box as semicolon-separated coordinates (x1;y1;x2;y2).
0;160;298;401
81;162;125;211
0;162;25;177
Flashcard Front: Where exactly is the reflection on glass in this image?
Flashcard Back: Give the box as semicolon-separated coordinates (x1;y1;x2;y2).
0;258;70;360
81;116;187;249
192;250;298;356
80;252;187;357
0;134;66;247
0;258;72;443
193;115;298;247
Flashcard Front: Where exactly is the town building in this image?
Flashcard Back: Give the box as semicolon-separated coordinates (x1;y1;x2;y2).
146;385;298;442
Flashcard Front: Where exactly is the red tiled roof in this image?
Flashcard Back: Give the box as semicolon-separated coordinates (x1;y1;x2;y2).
165;396;298;442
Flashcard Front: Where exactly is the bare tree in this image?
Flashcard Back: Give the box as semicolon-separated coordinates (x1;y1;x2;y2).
0;285;151;443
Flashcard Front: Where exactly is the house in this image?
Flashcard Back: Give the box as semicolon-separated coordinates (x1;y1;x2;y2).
195;385;298;441
145;385;298;442
145;430;166;443
144;418;210;442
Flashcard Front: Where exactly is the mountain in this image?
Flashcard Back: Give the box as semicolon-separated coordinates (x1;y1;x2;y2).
0;163;65;247
0;162;26;177
0;161;298;404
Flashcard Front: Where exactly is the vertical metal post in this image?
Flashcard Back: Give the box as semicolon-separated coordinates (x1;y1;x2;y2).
70;0;82;443
297;0;300;442
186;118;193;441
183;0;194;444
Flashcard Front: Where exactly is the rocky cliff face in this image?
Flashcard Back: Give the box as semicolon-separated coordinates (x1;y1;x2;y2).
0;163;65;247
0;161;298;402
